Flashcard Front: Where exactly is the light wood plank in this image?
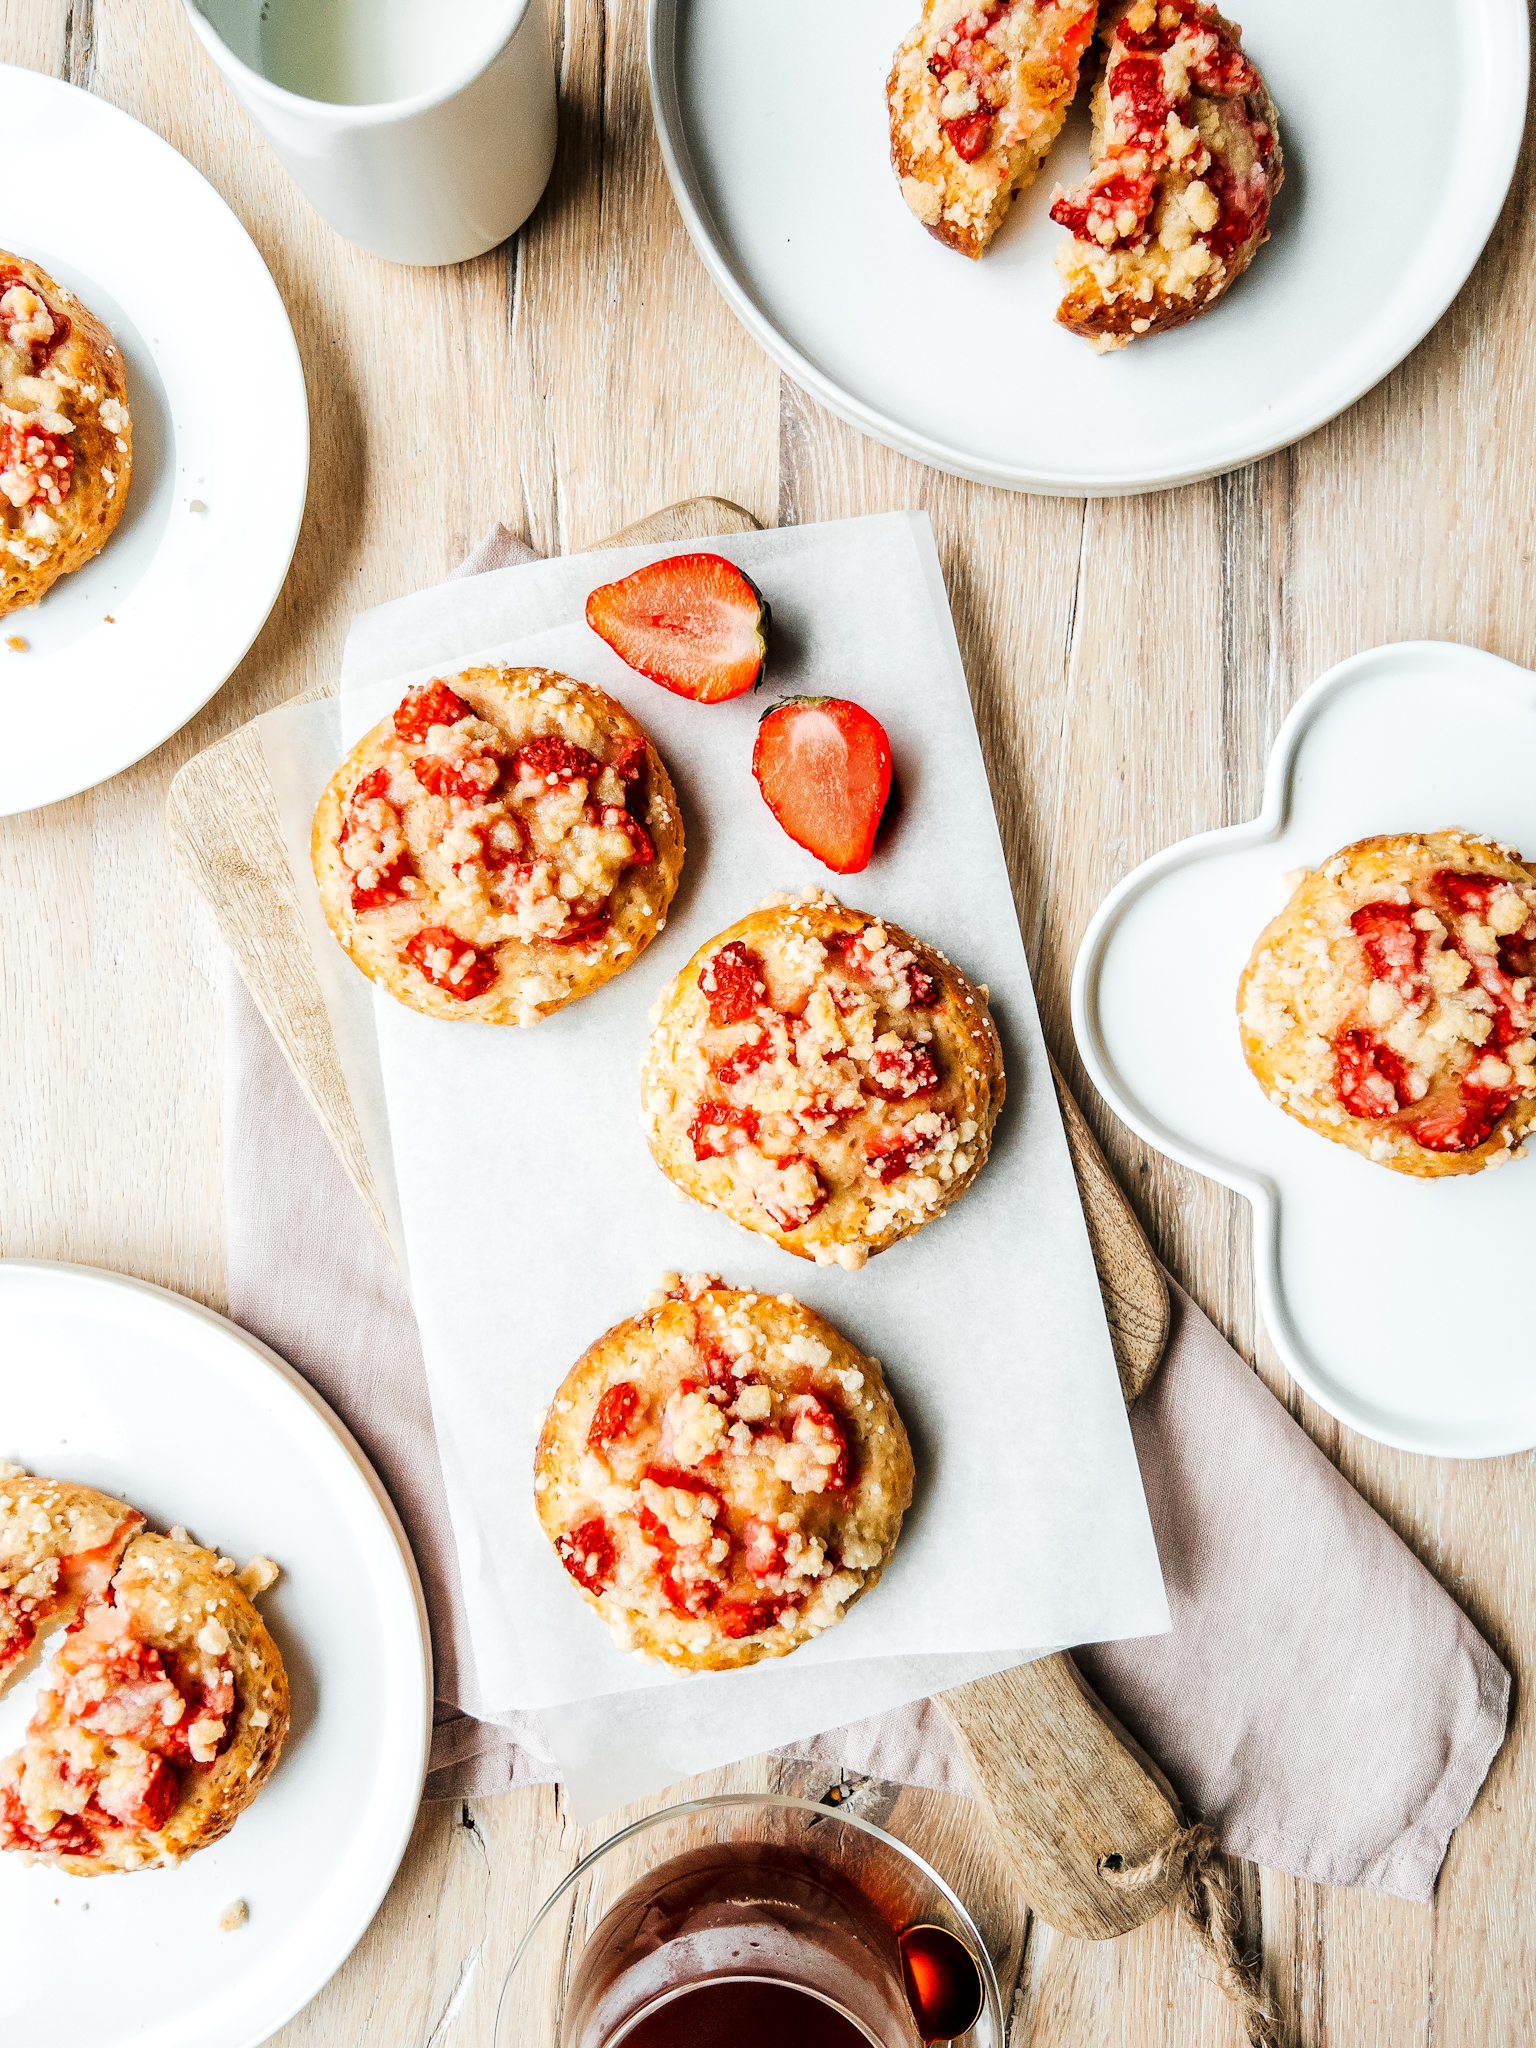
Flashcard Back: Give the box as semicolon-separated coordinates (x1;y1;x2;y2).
0;0;60;76
5;0;1536;2041
508;0;780;551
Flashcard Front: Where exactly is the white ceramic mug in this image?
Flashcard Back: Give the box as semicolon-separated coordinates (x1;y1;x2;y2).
183;0;557;267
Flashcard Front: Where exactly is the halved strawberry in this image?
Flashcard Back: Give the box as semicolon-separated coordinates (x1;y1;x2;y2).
585;553;768;702
752;696;892;875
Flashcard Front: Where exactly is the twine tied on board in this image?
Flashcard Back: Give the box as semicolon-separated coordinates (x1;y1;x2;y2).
1100;1823;1280;2048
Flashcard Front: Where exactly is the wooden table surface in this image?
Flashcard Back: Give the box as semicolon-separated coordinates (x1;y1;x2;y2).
4;2;1534;2042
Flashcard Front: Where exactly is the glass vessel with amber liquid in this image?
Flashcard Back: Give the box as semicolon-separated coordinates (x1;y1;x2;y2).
496;1793;998;2048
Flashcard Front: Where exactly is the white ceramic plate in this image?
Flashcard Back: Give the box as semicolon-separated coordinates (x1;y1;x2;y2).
0;67;308;816
1071;642;1536;1457
648;0;1529;495
0;1262;431;2048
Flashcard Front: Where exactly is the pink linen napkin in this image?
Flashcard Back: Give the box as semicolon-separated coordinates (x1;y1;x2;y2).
221;526;1508;1901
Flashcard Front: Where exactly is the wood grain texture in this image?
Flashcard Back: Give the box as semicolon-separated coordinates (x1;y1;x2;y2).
164;716;390;1244
935;1655;1186;1941
1050;1054;1170;1403
4;0;1535;2041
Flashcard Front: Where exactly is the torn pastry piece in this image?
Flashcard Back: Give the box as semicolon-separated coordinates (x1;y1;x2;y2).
889;0;1100;257
535;1277;914;1670
1050;0;1282;348
312;665;684;1025
641;890;1004;1270
0;1528;289;1874
1238;832;1536;1177
0;1470;143;1699
1;250;133;615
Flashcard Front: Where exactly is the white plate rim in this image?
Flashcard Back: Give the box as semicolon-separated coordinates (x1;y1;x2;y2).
1069;639;1536;1458
0;1257;434;2047
0;64;309;816
645;0;1531;497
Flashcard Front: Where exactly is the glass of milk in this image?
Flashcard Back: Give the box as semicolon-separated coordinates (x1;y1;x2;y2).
182;0;557;266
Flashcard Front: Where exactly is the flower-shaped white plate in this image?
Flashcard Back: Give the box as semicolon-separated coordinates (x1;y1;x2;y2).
0;66;308;816
648;0;1529;495
0;1262;431;2048
1071;642;1536;1457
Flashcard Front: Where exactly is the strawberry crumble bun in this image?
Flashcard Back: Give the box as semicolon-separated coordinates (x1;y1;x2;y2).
312;665;684;1025
889;0;1100;258
1;251;132;615
641;892;1004;1270
0;1525;288;1876
1239;833;1536;1177
535;1275;914;1671
1050;0;1282;349
0;1469;143;1700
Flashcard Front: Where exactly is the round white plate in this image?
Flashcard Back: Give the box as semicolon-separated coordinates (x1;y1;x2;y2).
0;66;308;815
0;1261;431;2048
1071;642;1536;1457
648;0;1529;496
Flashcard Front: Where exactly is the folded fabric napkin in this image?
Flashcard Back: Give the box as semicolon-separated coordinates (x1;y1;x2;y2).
221;528;1507;1902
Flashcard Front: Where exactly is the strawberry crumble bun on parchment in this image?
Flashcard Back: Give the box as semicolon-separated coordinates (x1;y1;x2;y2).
0;1514;288;1876
1239;832;1536;1177
641;890;1004;1270
1050;0;1282;349
888;0;1101;257
535;1276;914;1671
312;664;684;1025
1;251;132;615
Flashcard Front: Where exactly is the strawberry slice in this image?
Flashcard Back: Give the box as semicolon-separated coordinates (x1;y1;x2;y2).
393;680;472;743
752;696;892;874
556;1517;617;1595
717;1595;793;1640
586;553;768;702
587;1381;640;1451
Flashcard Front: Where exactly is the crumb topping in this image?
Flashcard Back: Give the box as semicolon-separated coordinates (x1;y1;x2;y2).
0;1584;234;1862
1050;0;1278;336
644;902;993;1269
329;670;668;1023
0;1523;284;1874
0;263;123;571
0;1476;142;1686
1241;836;1536;1163
539;1289;911;1665
889;0;1099;255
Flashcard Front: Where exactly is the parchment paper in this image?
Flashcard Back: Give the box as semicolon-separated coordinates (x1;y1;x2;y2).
259;512;1169;1817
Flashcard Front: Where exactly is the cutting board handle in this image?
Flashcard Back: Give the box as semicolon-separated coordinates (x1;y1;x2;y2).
934;1653;1186;1939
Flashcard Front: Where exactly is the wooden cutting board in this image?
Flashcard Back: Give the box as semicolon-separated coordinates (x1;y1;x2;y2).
166;498;1185;1942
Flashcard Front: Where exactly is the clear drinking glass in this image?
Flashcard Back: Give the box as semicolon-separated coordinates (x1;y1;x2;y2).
495;1792;1002;2048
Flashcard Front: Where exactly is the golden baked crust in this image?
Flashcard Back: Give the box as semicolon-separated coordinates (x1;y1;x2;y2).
889;0;1099;258
1;251;132;616
0;1470;143;1699
1238;832;1536;1178
0;1528;289;1875
641;891;1004;1269
312;665;684;1025
1050;0;1282;348
535;1276;915;1671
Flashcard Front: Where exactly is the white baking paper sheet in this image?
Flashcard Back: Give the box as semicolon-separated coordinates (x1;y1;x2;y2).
258;512;1169;1819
